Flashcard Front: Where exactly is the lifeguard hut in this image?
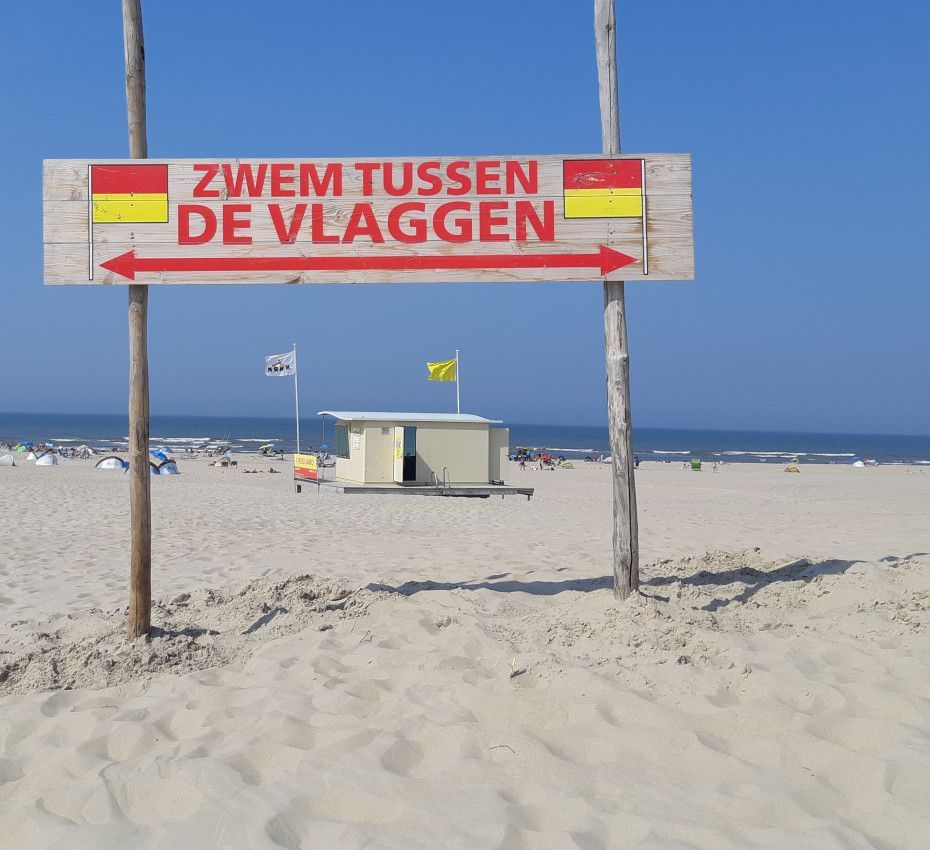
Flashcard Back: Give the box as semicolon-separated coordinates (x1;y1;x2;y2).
304;411;532;499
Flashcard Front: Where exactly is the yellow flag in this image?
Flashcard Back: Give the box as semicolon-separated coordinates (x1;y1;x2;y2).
427;357;457;382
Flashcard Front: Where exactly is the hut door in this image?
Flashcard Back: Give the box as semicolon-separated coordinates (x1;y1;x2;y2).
393;427;404;482
393;426;417;483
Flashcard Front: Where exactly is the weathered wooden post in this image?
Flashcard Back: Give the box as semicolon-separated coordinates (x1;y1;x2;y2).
122;0;152;639
595;0;640;598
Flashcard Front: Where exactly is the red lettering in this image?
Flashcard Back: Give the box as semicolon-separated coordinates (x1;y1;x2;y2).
221;163;267;197
299;163;342;197
506;160;538;195
479;201;509;242
178;204;217;243
445;161;471;196
476;161;501;194
433;202;472;242
271;163;295;197
310;203;338;243
269;203;307;244
515;200;554;241
354;162;381;196
222;204;252;244
342;203;384;243
383;162;413;196
416;161;443;196
387;202;427;243
192;164;220;198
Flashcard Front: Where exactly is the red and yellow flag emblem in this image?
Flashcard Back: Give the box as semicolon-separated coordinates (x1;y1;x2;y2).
91;164;168;223
563;159;644;219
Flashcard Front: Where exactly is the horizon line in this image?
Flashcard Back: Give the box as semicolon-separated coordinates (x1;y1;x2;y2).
1;410;928;441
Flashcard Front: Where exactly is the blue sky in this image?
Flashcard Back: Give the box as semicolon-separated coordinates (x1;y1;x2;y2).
2;1;929;434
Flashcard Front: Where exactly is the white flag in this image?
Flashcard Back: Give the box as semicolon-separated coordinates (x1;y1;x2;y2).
265;351;295;377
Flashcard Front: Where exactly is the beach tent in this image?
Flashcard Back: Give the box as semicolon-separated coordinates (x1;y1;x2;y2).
25;452;38;461
0;454;15;467
125;461;163;476
95;455;127;471
35;452;58;466
147;450;179;475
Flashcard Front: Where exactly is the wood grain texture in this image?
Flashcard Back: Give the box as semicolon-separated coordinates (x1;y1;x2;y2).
43;155;693;200
123;0;151;641
44;194;694;244
43;238;694;285
43;153;693;285
596;0;640;599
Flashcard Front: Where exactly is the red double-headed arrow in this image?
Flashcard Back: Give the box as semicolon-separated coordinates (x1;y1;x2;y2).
100;246;635;281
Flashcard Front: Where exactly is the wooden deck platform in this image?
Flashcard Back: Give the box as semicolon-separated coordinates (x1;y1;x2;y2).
295;478;533;500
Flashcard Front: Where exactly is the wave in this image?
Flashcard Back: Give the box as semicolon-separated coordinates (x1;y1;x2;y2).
807;452;857;457
722;451;793;457
652;450;690;455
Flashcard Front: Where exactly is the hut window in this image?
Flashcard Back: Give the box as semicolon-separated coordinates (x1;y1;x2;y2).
335;425;350;459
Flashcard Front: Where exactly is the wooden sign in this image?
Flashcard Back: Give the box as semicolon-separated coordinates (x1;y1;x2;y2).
42;154;693;285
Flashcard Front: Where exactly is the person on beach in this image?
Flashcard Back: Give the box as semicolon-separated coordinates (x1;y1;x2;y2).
519;457;526;471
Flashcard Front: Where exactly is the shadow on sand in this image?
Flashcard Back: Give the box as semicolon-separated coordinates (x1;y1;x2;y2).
643;552;928;612
367;569;613;598
367;553;927;606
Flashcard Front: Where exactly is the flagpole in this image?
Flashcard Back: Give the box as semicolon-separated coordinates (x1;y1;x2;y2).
455;348;460;414
292;342;300;453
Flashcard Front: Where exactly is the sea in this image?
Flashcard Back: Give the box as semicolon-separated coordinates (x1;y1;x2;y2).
1;413;928;466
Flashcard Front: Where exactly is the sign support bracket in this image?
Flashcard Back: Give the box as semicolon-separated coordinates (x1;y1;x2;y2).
596;0;640;599
123;0;152;640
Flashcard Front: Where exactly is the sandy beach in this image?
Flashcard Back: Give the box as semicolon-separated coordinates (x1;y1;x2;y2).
1;457;928;848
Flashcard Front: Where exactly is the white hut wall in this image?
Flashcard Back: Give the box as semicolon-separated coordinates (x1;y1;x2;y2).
488;428;510;482
414;423;490;485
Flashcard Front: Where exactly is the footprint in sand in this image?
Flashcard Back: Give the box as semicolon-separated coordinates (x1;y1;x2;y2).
226;743;306;787
0;757;25;784
379;736;424;777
